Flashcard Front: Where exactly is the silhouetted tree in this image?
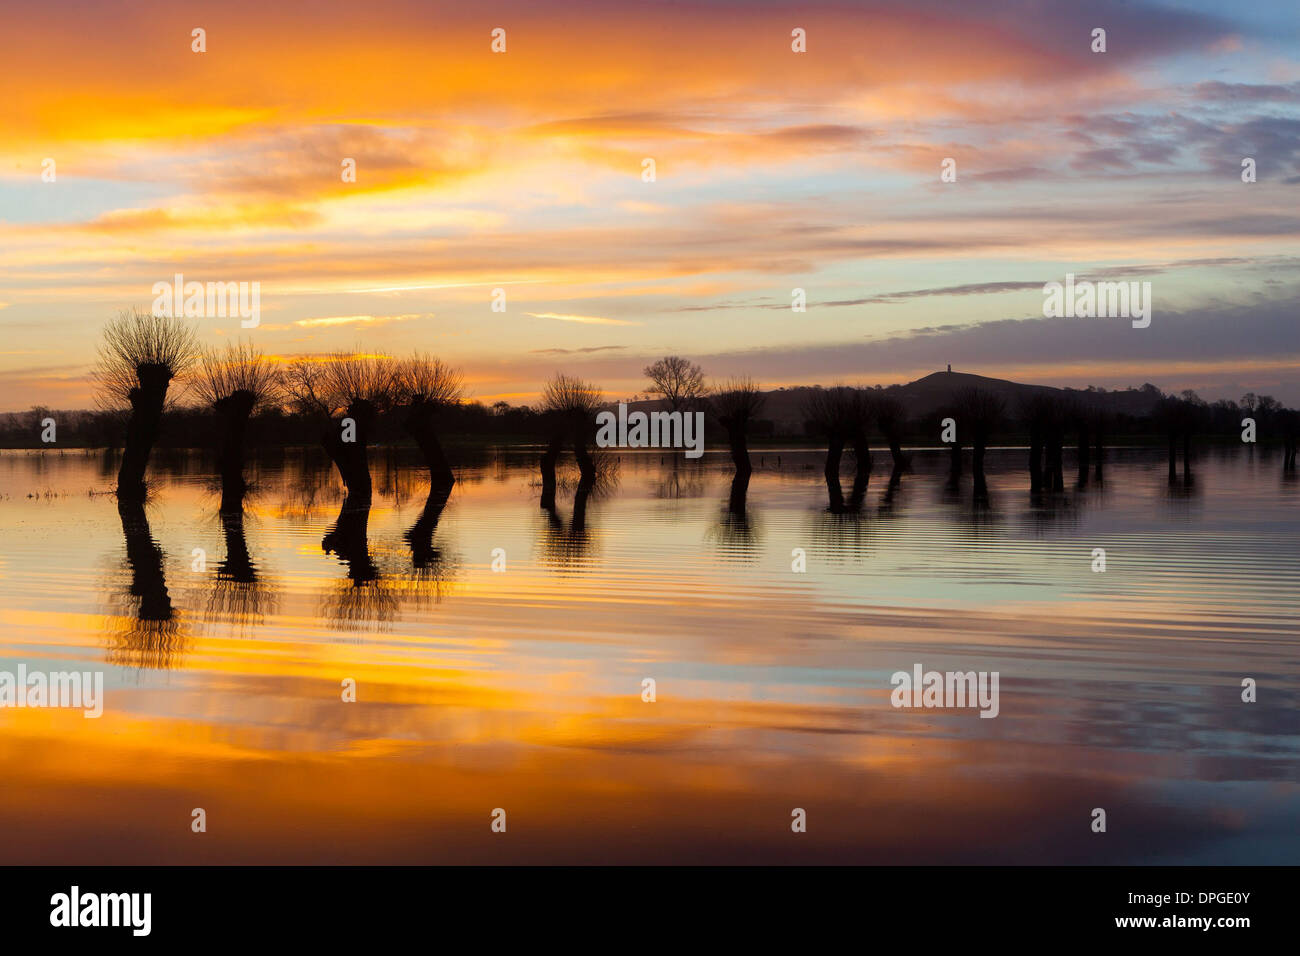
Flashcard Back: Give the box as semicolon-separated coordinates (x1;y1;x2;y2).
539;373;602;508
644;356;705;413
394;353;463;490
94;308;198;500
874;393;909;484
284;353;394;505
192;342;279;511
710;376;766;487
803;385;871;511
1280;408;1299;472
960;388;1005;500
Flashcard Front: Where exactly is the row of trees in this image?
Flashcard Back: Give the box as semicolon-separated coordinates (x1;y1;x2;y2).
74;310;1300;515
86;312;773;515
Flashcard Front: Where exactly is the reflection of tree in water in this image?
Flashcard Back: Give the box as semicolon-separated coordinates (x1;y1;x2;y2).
400;482;460;606
652;462;706;500
202;495;277;637
275;455;341;523
318;482;466;629
875;469;908;519
938;478;1003;533
705;472;762;560
106;496;185;669
1160;471;1203;519
320;494;400;632
1021;489;1082;536
538;476;599;571
808;507;873;562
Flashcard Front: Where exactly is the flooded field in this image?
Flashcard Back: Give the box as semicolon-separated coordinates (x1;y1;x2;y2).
0;445;1296;863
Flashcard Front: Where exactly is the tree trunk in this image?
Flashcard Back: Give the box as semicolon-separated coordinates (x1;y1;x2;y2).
973;438;988;498
214;390;256;512
401;403;455;489
824;435;844;512
573;428;596;484
116;363;173;500
539;435;563;510
726;423;751;479
888;437;905;471
850;434;872;509
1047;432;1065;492
1029;423;1043;492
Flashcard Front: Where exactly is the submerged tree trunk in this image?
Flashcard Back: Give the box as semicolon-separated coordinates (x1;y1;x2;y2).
116;363;173;500
214;390;256;512
1167;433;1179;484
573;422;596;485
539;435;564;510
1029;423;1043;493
1076;426;1090;486
1182;431;1193;481
973;437;989;499
849;434;872;510
728;470;750;514
1093;429;1104;481
1046;431;1065;492
823;434;844;512
725;422;752;479
401;403;455;489
322;400;377;506
887;436;905;472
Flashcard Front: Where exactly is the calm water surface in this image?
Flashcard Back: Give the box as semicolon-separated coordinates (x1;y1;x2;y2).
0;446;1296;863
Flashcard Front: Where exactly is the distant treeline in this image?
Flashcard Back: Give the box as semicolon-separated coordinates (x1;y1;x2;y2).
0;388;1290;450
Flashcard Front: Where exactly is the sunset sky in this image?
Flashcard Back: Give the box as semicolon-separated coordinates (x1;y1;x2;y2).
1;0;1298;409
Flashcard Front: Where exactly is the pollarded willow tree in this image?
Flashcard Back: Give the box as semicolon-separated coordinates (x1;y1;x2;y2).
283;352;395;505
393;353;464;490
710;376;765;479
874;393;909;482
93;307;199;501
958;387;1005;500
192;342;280;510
803;385;873;511
539;373;603;509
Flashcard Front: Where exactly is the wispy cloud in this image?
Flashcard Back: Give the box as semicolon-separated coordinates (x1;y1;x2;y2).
529;346;629;355
293;313;426;328
526;312;640;326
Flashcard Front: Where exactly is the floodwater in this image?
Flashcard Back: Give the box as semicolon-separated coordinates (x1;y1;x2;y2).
0;445;1296;864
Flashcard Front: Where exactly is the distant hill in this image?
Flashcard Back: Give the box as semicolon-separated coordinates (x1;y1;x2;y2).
623;370;1165;435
